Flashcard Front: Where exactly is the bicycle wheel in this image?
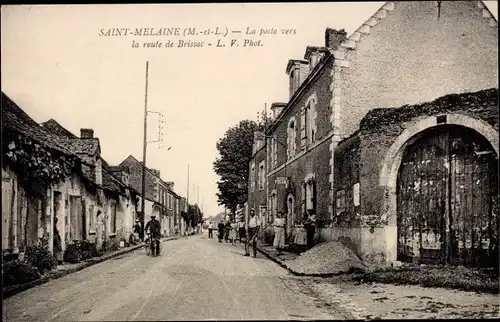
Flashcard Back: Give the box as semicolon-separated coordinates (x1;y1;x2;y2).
151;241;156;257
145;243;150;256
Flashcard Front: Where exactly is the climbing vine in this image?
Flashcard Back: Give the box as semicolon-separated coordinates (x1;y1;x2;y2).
2;129;79;197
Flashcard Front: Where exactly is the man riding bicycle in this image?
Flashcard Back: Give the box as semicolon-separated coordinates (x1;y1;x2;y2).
145;215;161;255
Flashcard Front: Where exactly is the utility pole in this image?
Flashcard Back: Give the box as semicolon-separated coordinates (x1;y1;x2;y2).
186;164;190;230
140;61;149;240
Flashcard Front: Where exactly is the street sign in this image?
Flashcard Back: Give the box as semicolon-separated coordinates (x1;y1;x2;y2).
275;177;288;185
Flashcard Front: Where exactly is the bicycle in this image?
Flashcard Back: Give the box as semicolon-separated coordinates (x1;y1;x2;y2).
144;233;161;257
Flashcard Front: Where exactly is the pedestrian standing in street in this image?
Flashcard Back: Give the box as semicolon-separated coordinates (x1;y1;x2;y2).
132;219;142;244
273;212;286;256
208;222;214;239
53;217;63;265
229;220;238;245
303;210;316;250
217;220;225;243
224;219;231;243
238;219;246;243
245;209;261;258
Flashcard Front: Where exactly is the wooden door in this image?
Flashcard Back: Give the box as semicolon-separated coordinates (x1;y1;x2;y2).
81;199;87;240
2;178;13;250
26;196;40;247
70;196;83;241
397;126;498;267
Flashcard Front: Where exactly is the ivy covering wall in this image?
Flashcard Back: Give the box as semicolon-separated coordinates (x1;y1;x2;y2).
2;128;80;197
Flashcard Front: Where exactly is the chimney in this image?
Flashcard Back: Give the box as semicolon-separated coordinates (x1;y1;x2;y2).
80;128;94;139
270;102;287;119
325;28;347;50
286;60;310;99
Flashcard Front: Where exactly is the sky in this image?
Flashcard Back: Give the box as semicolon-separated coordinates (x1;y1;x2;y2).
2;2;498;218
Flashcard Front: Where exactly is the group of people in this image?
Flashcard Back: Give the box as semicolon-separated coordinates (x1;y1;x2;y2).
271;209;316;255
206;209;261;258
207;218;246;245
207;208;316;258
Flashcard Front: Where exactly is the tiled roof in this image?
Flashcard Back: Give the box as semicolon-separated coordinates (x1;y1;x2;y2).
106;165;129;173
54;138;100;156
40;119;78;139
102;169;125;195
121;154;182;198
2;92;76;156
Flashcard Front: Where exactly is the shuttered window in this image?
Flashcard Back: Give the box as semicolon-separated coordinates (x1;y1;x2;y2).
300;107;307;150
272;138;278;169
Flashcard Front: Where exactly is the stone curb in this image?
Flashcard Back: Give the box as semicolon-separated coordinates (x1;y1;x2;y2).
256;244;355;278
3;235;185;299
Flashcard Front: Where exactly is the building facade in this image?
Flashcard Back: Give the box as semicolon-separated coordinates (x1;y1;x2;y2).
248;1;498;266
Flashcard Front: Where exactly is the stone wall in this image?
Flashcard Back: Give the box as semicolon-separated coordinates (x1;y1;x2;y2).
337;1;498;140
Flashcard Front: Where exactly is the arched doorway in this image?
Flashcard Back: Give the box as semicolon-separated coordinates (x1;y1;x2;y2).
396;125;498;267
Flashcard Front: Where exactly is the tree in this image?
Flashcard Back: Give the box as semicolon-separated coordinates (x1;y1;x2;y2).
213;119;260;215
188;204;202;228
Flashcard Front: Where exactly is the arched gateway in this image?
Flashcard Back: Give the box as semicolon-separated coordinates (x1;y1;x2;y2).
396;125;498;266
381;114;499;267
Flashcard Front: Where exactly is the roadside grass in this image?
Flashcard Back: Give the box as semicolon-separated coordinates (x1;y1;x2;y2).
350;264;499;294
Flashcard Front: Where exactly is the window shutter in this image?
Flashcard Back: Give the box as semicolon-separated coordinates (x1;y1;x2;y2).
312;179;317;214
286;127;292;160
300;107;307;150
273;139;278;168
267;138;272;170
301;183;306;214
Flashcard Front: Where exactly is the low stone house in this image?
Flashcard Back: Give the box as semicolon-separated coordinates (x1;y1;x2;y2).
41;121;138;250
2;93;90;255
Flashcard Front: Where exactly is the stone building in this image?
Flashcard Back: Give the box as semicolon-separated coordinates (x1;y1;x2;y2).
2;93;85;255
41;120;138;250
247;130;269;226
248;0;498;265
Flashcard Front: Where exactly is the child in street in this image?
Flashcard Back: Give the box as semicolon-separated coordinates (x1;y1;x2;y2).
229;220;238;245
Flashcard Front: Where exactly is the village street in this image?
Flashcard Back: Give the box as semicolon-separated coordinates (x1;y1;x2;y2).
3;234;337;321
4;232;499;321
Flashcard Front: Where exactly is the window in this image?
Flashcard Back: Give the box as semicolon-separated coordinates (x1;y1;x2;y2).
250;162;255;192
89;204;95;231
287;117;296;159
258;161;265;190
305;103;316;145
353;183;360;207
272;138;278;169
301;94;317;149
336;190;346;216
110;202;117;233
306;180;314;211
